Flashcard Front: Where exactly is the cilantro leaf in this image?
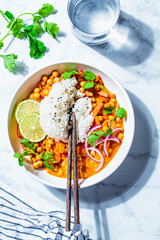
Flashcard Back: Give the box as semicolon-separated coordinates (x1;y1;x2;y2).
33;15;42;23
83;81;94;90
83;71;96;81
91;130;104;136
18;158;23;166
37;3;54;17
14;152;22;158
7;18;14;28
28;34;46;59
103;128;113;136
33;22;43;34
88;134;100;147
20;138;35;150
103;106;115;114
10;18;24;37
4;11;14;20
62;70;79;80
23;24;39;37
116;107;126;118
0;53;17;72
0;41;4;50
42;151;54;161
44;22;59;39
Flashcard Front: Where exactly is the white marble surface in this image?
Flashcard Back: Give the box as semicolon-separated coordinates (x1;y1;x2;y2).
0;0;160;239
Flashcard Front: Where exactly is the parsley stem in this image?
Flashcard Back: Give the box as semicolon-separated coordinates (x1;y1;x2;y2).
17;12;34;18
0;11;9;23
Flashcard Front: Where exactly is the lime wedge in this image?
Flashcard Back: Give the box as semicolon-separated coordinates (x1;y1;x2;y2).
19;113;46;142
15;99;40;124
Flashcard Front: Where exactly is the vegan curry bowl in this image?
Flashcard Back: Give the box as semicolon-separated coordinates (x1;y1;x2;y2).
13;68;127;180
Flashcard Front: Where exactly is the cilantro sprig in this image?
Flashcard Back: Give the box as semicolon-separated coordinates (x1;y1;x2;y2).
88;105;126;146
62;70;107;92
13;139;57;169
0;3;59;72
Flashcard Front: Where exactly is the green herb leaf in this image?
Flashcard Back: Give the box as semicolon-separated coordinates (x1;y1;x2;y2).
42;151;54;161
116;107;126;118
0;53;17;72
62;70;78;80
43;160;54;169
11;18;24;37
18;158;23;166
14;152;22;158
37;3;54;17
4;11;14;20
28;34;46;59
44;22;59;39
83;81;94;90
7;18;14;28
83;71;96;81
0;41;4;50
23;24;39;37
103;106;115;114
88;134;100;147
33;15;42;23
91;130;104;136
103;128;113;136
20;138;35;150
33;22;43;34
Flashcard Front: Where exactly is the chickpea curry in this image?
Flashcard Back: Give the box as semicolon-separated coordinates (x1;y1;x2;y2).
15;69;126;179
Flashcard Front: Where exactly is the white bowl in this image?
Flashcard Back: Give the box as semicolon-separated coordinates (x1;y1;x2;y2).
8;61;135;189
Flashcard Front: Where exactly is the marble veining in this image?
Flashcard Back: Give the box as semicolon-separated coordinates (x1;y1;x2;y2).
0;0;160;239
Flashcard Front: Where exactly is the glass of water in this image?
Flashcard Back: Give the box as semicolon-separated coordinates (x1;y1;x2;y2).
67;0;120;45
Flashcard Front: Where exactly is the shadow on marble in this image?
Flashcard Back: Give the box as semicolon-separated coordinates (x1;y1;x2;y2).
13;61;29;76
88;11;154;66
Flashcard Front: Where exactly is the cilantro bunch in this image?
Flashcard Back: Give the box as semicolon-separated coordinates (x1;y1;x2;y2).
14;139;57;169
88;105;126;146
0;3;59;72
62;70;107;92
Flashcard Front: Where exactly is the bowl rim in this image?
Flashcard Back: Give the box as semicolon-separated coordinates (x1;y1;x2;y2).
7;60;135;189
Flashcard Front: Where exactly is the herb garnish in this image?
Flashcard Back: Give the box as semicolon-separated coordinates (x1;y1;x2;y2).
13;139;57;169
62;70;107;92
103;106;115;114
0;3;59;72
88;105;126;146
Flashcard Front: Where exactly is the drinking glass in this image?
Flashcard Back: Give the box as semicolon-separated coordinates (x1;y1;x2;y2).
67;0;120;45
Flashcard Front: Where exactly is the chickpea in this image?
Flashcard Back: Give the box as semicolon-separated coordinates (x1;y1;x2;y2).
52;70;59;77
92;103;96;108
33;160;43;169
36;155;42;161
118;133;124;140
58;169;63;176
116;117;121;123
54;77;59;83
34;88;40;93
34;143;39;148
110;102;114;107
29;94;34;99
43;89;49;96
54;166;58;171
94;163;98;168
117;123;121;128
80;81;85;87
80;87;84;93
110;98;116;103
41;81;46;86
46;143;51;149
94;85;100;91
37;147;42;153
95;75;101;82
34;93;40;99
62;161;66;167
46;136;50;140
32;157;37;163
98;116;103;122
104;102;110;108
91;97;96;102
90;150;95;157
48;139;54;145
108;148;113;154
82;172;88;179
47;79;53;85
42;75;48;82
109;115;114;121
103;126;108;132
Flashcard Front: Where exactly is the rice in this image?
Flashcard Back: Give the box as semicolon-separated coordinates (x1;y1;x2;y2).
39;77;93;143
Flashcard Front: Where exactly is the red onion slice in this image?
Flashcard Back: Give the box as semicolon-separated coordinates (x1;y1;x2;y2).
85;124;102;162
87;147;104;172
108;136;121;143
